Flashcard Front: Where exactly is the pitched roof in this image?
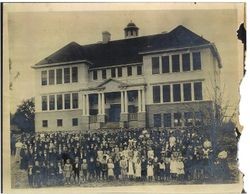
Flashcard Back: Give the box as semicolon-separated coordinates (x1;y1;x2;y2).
35;25;210;68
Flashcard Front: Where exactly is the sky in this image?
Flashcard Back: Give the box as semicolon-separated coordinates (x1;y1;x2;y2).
5;3;244;116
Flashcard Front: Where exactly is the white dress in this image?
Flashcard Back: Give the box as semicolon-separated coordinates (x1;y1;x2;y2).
128;159;134;176
107;163;114;177
147;164;154;177
135;162;141;177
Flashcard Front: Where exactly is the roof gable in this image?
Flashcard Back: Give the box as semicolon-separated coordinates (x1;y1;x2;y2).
35;25;210;68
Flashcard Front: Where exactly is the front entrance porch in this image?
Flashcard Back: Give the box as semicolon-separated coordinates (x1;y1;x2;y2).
81;80;146;129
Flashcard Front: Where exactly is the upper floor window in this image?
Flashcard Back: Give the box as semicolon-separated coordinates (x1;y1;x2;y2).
56;69;62;84
42;96;47;111
194;82;203;100
72;93;79;109
152;57;160;74
153;85;161;103
64;94;71;109
72;67;78;83
42;120;48;127
137;65;142;75
193;52;201;70
102;69;107;79
41;71;47;86
72;118;78;126
127;66;132;76
48;70;55;85
172;55;180;72
64;68;70;83
57;119;63;127
118;67;122;77
111;68;116;78
183;83;192;101
173;84;181;102
163;85;171;102
182;53;191;71
93;70;97;80
57;94;63;110
49;95;55;110
162;56;170;73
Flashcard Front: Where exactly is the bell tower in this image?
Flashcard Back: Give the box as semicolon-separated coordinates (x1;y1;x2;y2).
124;21;139;39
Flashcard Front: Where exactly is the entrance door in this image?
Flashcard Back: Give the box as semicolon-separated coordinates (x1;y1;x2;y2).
108;104;121;122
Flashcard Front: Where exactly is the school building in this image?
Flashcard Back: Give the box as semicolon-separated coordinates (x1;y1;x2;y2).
32;22;222;132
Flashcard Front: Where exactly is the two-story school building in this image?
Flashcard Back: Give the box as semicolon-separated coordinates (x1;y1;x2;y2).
32;22;222;132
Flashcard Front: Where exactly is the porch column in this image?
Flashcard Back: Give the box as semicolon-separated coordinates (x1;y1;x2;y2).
121;91;124;113
124;90;128;113
101;92;105;115
98;93;101;115
138;89;142;112
86;94;89;115
142;88;146;112
82;94;86;115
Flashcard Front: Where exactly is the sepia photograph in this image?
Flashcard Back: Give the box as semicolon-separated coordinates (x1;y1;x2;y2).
2;2;246;194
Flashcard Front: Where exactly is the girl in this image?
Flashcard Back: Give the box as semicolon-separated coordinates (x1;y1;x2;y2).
147;160;154;181
134;158;141;181
127;157;135;180
81;159;88;183
107;158;115;181
64;159;72;185
119;155;128;181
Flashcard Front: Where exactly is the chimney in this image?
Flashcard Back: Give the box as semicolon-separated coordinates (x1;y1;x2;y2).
102;31;111;43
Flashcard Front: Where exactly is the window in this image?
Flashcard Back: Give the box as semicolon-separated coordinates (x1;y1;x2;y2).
42;120;48;127
49;95;55;110
182;53;191;71
153;114;162;127
137;65;142;75
184;112;194;126
162;56;170;73
64;68;70;83
163;85;171;102
195;112;203;126
56;69;62;84
174;112;182;127
194;82;203;100
93;70;97;80
72;67;78;82
111;68;116;78
127;66;132;76
102;69;107;79
48;70;55;85
193;52;201;70
183;83;192;101
173;84;181;102
118;67;122;77
152;57;160;74
41;71;47;86
57;94;63;110
57;119;63;127
42;96;47;111
64;94;71;109
163;113;172;127
172;55;180;72
153;86;161;103
72;118;78;126
72;93;78;109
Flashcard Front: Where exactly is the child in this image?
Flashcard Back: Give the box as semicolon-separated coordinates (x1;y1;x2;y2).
48;162;57;186
81;159;88;183
101;155;108;180
147;160;154;181
88;157;96;181
119;155;128;181
27;164;33;187
64;159;72;185
107;158;115;181
134;158;141;181
127;157;134;180
95;159;102;181
73;157;81;185
32;160;41;188
57;162;64;185
158;159;166;181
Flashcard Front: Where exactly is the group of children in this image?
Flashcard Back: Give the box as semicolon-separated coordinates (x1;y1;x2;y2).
12;127;227;187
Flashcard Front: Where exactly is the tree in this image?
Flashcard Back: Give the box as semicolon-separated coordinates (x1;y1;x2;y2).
11;98;35;133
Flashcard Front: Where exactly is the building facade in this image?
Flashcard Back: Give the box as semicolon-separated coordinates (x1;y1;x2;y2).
33;22;222;132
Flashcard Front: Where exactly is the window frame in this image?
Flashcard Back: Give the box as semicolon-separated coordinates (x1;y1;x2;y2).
153;114;162;128
93;70;98;80
182;53;191;72
173;112;182;127
72;93;79;109
118;67;122;77
102;69;107;79
194;82;203;100
57;94;63;110
172;54;180;73
127;66;132;76
49;95;55;110
72;118;78;126
163;85;171;102
162;55;170;73
57;119;63;127
72;66;78;83
193;52;202;70
64;68;71;83
152;57;160;74
183;83;192;101
56;69;63;84
41;70;47;86
64;94;71;109
41;96;48;111
173;84;181;102
137;65;142;75
111;67;116;78
163;113;172;127
48;69;55;85
153;85;161;103
42;120;48;127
